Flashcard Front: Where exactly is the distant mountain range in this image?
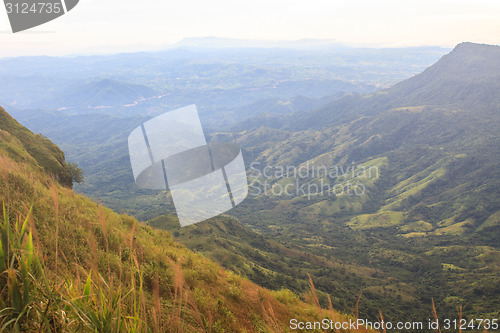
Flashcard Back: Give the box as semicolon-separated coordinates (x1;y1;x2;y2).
0;42;448;124
173;37;346;49
56;79;159;108
284;42;500;130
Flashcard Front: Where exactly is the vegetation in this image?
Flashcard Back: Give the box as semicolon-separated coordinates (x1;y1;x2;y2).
225;43;500;322
67;161;85;184
0;108;373;331
0;107;73;188
2;42;499;327
143;43;500;323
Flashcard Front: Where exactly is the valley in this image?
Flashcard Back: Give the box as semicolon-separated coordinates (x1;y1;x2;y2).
1;41;498;329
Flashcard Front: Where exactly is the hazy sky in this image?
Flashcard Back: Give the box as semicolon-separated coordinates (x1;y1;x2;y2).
1;0;499;56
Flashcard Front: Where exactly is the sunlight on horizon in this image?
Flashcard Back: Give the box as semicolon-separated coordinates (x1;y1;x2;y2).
0;0;499;56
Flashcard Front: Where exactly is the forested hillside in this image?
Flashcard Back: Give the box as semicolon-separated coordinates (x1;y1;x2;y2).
223;42;500;321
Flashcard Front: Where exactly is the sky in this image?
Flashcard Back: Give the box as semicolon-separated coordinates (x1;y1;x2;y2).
0;0;499;57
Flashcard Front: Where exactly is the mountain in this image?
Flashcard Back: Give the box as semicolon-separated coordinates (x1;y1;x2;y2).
388;42;500;107
225;42;500;319
240;42;500;233
288;42;500;130
0;106;367;332
56;79;159;109
0;44;447;124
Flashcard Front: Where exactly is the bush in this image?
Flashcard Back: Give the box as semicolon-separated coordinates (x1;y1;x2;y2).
67;162;84;184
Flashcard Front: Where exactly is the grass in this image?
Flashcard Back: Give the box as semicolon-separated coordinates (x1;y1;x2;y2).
432;220;474;236
400;221;434;233
478;210;500;230
382;159;448;211
0;108;73;188
0;200;150;332
347;211;404;230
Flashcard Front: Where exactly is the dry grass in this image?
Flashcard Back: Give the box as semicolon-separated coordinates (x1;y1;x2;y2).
307;273;321;310
378;310;387;333
304;273;374;333
355;291;363;320
432;298;441;333
459;305;463;333
51;185;59;275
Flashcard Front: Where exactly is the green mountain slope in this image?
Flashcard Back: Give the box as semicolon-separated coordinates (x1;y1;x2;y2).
241;42;500;232
0;106;73;187
224;42;500;320
285;42;500;131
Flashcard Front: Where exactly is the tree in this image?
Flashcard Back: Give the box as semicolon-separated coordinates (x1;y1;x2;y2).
67;162;84;184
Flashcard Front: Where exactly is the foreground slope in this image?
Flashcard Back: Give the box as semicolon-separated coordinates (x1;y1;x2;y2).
0;106;370;332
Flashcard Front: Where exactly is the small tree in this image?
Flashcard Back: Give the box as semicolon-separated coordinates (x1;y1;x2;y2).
67;162;84;184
